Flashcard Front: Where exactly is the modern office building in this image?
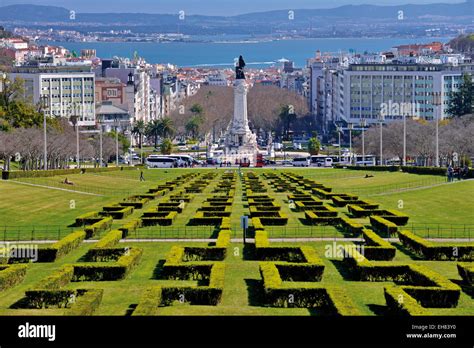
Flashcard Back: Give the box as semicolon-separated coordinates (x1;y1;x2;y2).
10;61;96;126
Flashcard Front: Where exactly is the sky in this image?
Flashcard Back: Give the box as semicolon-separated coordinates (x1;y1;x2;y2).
0;0;466;15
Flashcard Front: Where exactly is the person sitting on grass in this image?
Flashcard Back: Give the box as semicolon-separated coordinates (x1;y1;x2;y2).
364;174;374;178
63;177;74;186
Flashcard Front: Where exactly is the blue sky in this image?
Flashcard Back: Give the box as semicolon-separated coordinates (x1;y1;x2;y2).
0;0;466;15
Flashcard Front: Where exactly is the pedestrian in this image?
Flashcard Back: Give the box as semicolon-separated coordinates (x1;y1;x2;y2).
462;165;469;179
140;171;145;182
447;165;453;182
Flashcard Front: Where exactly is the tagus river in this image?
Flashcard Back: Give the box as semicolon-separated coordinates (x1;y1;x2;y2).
47;37;452;68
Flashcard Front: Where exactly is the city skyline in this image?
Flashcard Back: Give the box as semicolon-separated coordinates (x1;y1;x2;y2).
0;0;468;15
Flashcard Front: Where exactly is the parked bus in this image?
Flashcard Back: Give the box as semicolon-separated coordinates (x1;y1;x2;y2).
146;156;177;168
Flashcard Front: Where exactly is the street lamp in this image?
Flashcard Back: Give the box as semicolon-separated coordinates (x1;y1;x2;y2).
360;119;367;166
337;126;342;161
378;113;385;166
40;95;49;170
114;116;120;167
348;123;354;165
402;112;407;167
70;114;80;169
433;93;441;167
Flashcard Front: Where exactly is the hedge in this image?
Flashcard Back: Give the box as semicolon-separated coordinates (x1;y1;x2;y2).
118;219;142;237
215;230;231;248
397;230;474;261
141;212;178;226
93;230;122;249
338;217;364;236
336;164;474;178
99;206;134;219
51;231;87;260
66;289;104;316
362;229;396;261
132;286;162;316
370;216;398;236
384;286;430;316
34;266;74;290
259;263;359;314
305;211;340;226
0;264;28;291
84;217;113;238
457;263;474;285
342;246;461;309
75;212;99;225
72;247;143;281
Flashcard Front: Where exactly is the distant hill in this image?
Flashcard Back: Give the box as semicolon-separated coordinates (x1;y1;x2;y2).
0;2;472;24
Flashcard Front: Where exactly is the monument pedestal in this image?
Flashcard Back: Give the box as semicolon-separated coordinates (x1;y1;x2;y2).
223;79;258;165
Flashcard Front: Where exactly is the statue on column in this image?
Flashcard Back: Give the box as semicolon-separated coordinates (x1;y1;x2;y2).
235;55;246;80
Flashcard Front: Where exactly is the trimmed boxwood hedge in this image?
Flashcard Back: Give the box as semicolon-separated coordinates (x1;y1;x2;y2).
132;286;162;316
362;229;396;261
66;289;104;316
0;264;28;291
84;217;113;238
457;263;474;285
397;230;474;261
370;216;398;236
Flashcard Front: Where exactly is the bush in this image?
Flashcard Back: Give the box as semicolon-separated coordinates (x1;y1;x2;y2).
370;216;398;236
67;289;104;316
215;230;231;248
362;229;396;261
99;206;134;219
34;266;74;290
0;264;28;291
133;286;162;316
338;217;364;236
398;230;474;261
141;212;178;226
51;231;87;260
457;263;474;285
84;217;113;238
118;219;142;237
75;212;99;226
384;286;429;316
93;230;122;249
305;211;340;226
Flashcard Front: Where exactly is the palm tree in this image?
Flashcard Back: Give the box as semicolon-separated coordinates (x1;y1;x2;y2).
132;120;146;149
279;105;297;140
185;116;202;140
158;117;175;139
146;117;175;149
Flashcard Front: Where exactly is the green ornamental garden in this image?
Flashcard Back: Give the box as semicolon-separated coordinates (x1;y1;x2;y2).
0;168;473;316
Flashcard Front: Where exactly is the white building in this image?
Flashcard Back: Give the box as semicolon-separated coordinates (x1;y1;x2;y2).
10;62;96;126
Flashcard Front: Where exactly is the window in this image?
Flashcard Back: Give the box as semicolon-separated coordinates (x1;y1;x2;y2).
107;89;118;97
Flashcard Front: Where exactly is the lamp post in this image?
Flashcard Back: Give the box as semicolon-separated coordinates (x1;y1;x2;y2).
98;121;103;168
348;123;353;165
378;113;384;166
360;119;367;166
402;113;407;166
433;93;441;167
337;126;342;161
70;114;80;169
114;117;119;167
41;95;49;170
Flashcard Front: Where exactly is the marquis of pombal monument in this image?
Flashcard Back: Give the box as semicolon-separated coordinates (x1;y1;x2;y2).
223;55;258;164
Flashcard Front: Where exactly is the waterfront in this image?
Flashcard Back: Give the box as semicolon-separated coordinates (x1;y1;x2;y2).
46;37;452;67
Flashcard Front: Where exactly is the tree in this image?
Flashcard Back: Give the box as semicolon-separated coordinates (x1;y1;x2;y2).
278;105;297;140
132;120;146;148
190;103;204;116
447;74;474;117
307;133;321;155
160;138;173;155
185;116;203;140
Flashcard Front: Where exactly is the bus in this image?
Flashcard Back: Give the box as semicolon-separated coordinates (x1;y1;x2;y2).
292;157;310;167
338;155;376;166
146;156;177;168
309;155;333;167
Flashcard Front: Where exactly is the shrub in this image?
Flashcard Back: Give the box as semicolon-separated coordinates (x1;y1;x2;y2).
362;229;396;261
93;230;122;249
34;266;74;290
119;219;142;237
67;289;104;316
370;216;398;236
305;211;340;226
216;230;231;248
141;212;178;226
51;231;87;260
133;286;162;316
84;217;113;238
338;217;364;236
457;263;474;285
384;286;430;316
99;206;134;219
398;230;474;261
0;264;28;291
75;212;99;226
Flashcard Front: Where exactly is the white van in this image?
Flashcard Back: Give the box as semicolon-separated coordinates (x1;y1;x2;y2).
146;157;177;168
292;157;310;167
310;155;333;167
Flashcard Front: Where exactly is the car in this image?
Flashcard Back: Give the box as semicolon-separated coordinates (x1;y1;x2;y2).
191;145;200;151
281;160;292;166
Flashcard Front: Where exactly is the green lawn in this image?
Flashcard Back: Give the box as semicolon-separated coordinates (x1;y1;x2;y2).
0;168;473;316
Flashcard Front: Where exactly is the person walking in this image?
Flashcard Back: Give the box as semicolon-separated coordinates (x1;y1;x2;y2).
140;171;145;182
447;165;453;182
